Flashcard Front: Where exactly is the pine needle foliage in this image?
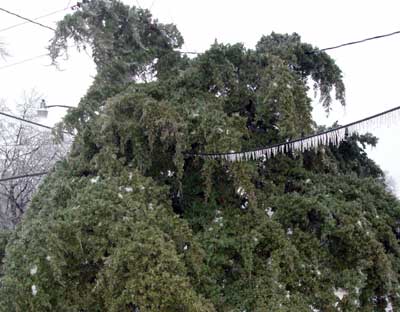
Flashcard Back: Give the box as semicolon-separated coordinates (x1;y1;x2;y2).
1;1;399;311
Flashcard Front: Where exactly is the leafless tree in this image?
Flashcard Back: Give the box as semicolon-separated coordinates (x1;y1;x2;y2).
384;171;398;197
0;40;9;60
0;91;71;229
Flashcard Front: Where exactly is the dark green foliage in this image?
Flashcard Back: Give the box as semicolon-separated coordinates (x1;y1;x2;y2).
0;166;213;311
0;230;10;277
49;0;183;82
1;1;399;311
256;32;346;111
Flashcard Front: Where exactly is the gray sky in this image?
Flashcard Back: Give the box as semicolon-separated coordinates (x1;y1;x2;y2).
1;0;400;193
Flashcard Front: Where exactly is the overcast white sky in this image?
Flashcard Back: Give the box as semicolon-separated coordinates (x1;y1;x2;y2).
1;0;400;194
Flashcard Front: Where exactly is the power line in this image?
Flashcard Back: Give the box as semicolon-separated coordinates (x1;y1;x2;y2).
149;0;157;11
180;30;400;55
45;105;75;109
184;104;400;161
66;0;73;9
1;21;398;69
0;43;79;71
0;2;85;33
0;111;52;130
178;51;199;55
0;7;56;32
2;106;397;180
0;143;61;148
0;8;67;33
0;4;397;53
0;172;48;183
314;30;400;53
0;111;71;135
0;53;48;71
0;49;198;71
176;29;400;58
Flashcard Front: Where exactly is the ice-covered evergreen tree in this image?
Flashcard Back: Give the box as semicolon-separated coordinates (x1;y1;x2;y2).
1;1;399;311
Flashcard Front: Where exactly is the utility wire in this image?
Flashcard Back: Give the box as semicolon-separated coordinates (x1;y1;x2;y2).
0;111;52;130
176;30;400;55
149;0;157;11
66;0;73;9
0;2;85;33
0;8;66;33
314;30;400;53
2;105;399;180
0;53;48;70
177;30;400;55
185;104;400;160
0;111;71;135
45;105;75;109
0;5;398;53
0;49;198;71
1;16;397;68
0;43;79;71
0;172;48;183
178;51;199;55
0;7;56;31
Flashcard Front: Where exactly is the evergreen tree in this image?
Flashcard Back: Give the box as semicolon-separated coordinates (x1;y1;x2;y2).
0;1;399;311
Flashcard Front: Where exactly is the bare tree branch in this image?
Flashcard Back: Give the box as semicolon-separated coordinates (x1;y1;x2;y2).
0;90;71;229
0;41;9;60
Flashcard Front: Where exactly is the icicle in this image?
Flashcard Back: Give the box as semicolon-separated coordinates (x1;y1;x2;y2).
192;106;400;162
336;130;340;145
296;141;301;153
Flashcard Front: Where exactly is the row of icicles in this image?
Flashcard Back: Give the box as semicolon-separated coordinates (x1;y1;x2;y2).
184;106;400;162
